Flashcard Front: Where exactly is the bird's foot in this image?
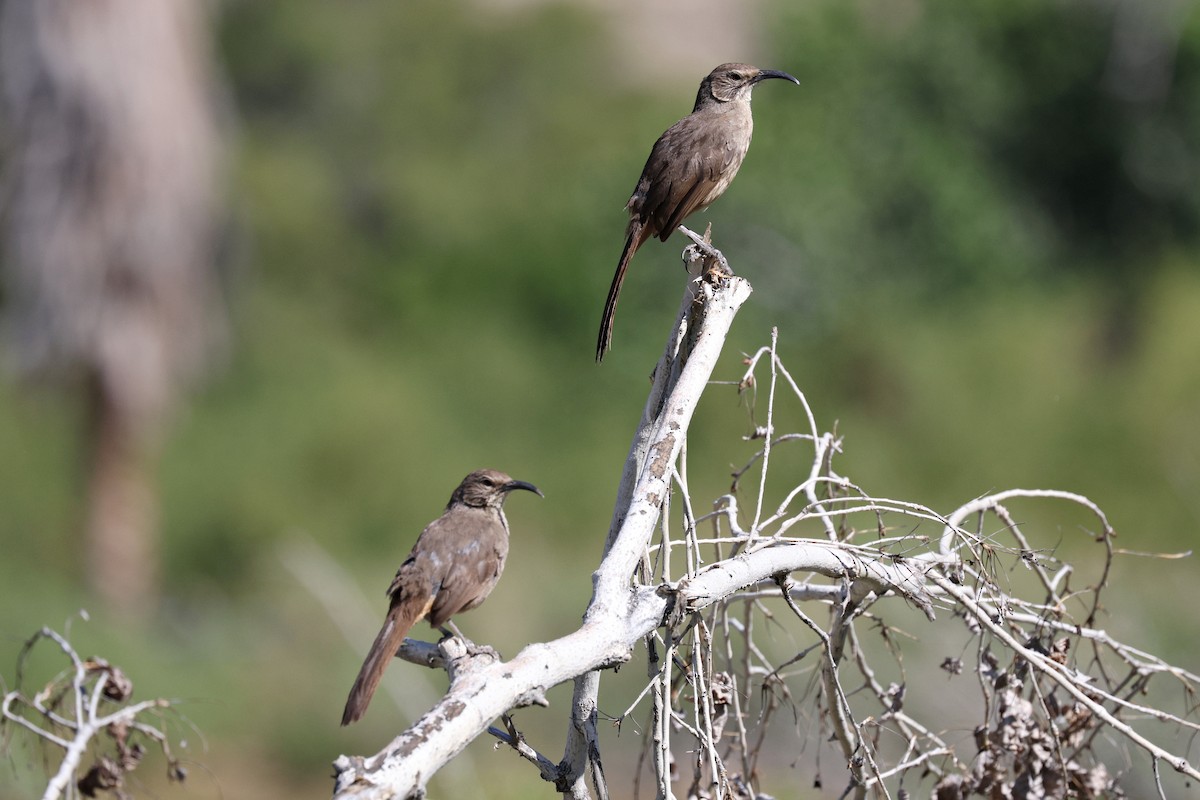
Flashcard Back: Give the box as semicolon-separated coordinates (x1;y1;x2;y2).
436;626;500;661
678;225;733;277
466;642;502;661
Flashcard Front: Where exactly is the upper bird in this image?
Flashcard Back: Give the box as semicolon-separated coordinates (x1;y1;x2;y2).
340;469;542;726
596;63;799;362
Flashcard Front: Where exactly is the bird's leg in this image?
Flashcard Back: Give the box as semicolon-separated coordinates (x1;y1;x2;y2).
678;224;732;276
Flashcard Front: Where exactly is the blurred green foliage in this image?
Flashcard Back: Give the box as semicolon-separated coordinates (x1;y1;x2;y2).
2;0;1199;797
768;0;1200;292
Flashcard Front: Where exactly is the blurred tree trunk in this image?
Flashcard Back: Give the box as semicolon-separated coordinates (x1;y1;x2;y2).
1;0;226;617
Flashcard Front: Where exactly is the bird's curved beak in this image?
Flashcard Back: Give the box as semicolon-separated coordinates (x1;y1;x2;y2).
506;480;544;498
755;69;800;86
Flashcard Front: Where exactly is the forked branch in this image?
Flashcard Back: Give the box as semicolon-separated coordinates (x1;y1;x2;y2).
332;239;1199;800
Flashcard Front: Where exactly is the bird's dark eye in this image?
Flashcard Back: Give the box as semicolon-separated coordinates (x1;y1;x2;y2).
730;72;744;81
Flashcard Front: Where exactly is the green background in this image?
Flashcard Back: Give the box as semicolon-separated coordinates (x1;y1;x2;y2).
2;0;1199;797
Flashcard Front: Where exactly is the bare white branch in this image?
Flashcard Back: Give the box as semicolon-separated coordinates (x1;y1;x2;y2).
331;241;1199;800
2;626;184;800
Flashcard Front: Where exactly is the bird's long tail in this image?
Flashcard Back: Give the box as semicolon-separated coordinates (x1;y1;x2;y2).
597;223;645;362
341;595;425;725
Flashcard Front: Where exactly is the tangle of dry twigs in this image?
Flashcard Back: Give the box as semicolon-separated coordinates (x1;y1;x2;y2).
621;329;1199;800
1;621;192;800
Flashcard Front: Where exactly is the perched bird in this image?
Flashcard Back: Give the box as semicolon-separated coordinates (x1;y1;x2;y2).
340;469;542;725
596;63;799;361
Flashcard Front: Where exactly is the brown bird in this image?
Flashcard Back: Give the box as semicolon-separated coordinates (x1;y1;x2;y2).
596;63;799;361
340;469;542;726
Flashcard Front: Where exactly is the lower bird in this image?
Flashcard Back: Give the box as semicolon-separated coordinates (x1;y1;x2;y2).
340;469;542;725
596;62;799;362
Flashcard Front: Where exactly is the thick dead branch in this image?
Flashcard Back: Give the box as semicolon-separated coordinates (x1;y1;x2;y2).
333;238;751;799
332;237;1199;800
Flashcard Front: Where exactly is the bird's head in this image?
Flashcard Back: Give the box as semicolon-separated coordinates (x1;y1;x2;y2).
452;469;543;509
697;63;799;106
